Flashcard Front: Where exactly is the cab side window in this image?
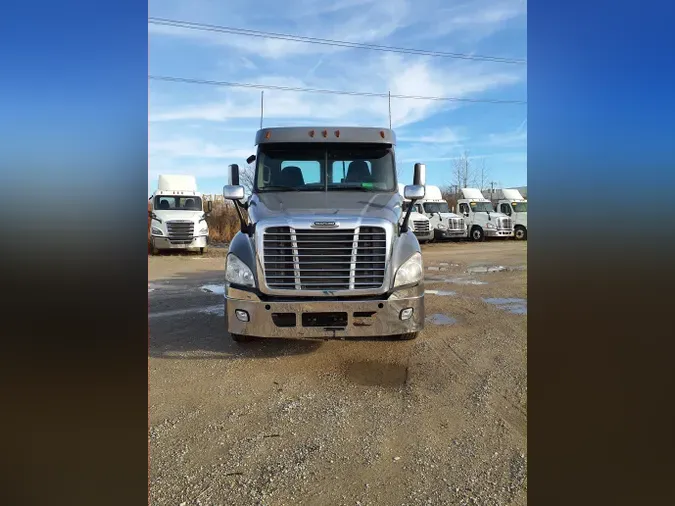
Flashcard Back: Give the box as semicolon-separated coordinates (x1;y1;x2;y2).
500;203;511;215
459;203;470;214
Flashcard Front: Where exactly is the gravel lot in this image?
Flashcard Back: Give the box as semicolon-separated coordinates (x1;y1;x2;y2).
149;240;527;506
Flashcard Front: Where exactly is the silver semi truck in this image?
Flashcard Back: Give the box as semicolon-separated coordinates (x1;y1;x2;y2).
221;127;426;342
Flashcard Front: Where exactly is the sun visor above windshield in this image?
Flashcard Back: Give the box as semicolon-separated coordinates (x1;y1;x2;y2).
255;127;396;145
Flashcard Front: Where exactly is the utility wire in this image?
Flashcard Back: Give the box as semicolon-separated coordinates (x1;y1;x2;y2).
148;17;526;65
149;75;527;105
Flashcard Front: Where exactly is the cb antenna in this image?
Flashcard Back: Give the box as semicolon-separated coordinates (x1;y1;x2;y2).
260;90;264;129
388;90;392;129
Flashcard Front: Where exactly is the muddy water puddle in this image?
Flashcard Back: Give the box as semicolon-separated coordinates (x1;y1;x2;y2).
425;289;457;296
482;297;527;315
425;276;488;286
426;313;458;325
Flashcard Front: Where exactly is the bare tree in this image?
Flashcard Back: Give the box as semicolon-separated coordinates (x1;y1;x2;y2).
240;163;256;195
452;150;472;190
474;157;490;191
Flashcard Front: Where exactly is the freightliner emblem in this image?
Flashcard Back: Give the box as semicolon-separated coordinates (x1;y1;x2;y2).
311;221;338;228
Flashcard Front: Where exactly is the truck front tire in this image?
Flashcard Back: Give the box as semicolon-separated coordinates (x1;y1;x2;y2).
396;332;419;341
470;226;485;242
230;333;254;343
514;226;527;240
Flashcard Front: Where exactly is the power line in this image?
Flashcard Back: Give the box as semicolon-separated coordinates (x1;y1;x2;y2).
148;17;526;65
148;75;527;105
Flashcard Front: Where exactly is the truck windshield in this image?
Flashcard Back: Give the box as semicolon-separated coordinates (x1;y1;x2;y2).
512;201;527;212
154;196;203;211
402;202;423;213
470;202;494;213
255;143;396;192
424;202;450;213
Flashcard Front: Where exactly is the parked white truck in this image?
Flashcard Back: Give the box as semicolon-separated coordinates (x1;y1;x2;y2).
221;126;427;342
483;188;528;240
399;184;433;243
457;188;514;241
148;175;212;255
414;185;467;241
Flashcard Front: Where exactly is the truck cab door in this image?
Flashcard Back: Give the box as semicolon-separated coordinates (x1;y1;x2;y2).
459;203;471;225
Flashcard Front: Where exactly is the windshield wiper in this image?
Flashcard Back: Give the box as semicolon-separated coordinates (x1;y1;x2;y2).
328;185;378;191
257;185;307;192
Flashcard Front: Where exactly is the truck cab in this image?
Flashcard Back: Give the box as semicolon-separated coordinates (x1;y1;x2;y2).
457;188;514;241
416;185;467;241
221;127;426;342
484;188;527;240
148;174;212;255
399;184;433;243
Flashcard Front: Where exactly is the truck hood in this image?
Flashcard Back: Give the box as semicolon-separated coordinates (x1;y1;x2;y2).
438;212;463;220
250;192;401;223
152;210;204;222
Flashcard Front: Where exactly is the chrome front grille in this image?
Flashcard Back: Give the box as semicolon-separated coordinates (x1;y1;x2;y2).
449;218;464;230
413;220;430;233
498;217;513;230
262;226;387;291
166;220;194;244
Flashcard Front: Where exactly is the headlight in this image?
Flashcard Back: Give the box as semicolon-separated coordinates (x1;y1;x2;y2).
437;223;447;230
486;222;495;229
226;254;255;287
199;226;208;235
394;252;423;289
151;226;163;235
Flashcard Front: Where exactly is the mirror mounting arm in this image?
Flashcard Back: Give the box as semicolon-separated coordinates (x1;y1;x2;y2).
233;200;250;235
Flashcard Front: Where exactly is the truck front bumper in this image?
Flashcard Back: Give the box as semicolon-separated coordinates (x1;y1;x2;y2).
436;229;468;239
225;286;424;339
485;229;514;238
151;235;208;250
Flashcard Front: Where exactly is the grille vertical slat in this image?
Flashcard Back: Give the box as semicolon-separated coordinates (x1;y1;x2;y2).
263;226;386;291
166;220;194;244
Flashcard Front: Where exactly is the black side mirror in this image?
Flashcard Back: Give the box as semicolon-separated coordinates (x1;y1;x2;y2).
246;154;256;165
207;200;213;213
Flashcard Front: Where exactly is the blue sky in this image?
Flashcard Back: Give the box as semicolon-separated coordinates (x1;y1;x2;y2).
148;0;527;195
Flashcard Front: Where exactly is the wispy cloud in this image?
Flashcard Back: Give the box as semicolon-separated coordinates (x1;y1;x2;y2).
148;0;527;190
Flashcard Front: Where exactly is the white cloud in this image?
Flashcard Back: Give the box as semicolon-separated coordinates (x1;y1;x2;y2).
149;54;523;129
149;0;526;187
398;127;464;144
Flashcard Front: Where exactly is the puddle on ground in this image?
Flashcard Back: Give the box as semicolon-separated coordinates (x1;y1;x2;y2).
426;313;458;325
425;289;457;296
482;297;527;315
343;360;407;387
149;304;223;319
426;277;488;285
201;284;225;295
467;265;507;274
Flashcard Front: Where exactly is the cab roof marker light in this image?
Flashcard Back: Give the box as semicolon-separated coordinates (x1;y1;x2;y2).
309;129;315;138
322;129;328;138
335;129;340;138
265;131;271;139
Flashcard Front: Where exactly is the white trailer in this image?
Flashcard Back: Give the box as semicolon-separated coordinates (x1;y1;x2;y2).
483;188;528;240
399;183;433;242
457;188;514;241
148;175;212;255
414;185;467;240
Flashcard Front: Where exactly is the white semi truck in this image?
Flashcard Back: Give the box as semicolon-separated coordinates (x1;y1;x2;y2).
457;188;514;241
148;174;212;255
399;184;433;243
483;188;528;240
221;126;426;342
414;185;467;240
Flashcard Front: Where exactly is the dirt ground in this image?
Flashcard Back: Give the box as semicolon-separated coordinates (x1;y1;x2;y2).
149;240;527;506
